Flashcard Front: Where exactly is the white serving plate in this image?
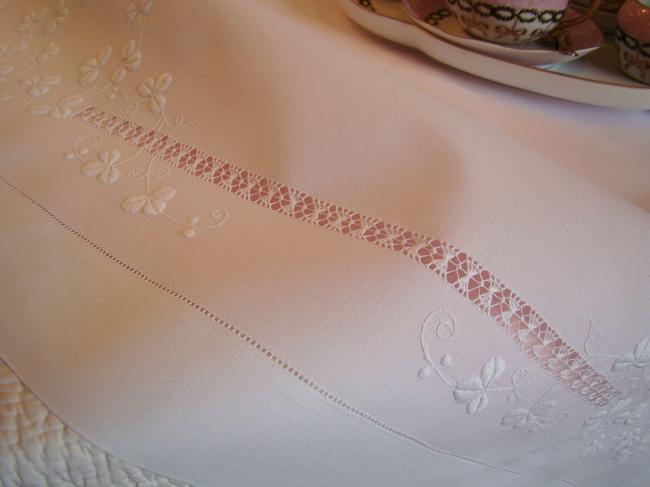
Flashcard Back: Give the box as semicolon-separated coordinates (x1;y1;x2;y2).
339;0;650;110
402;0;603;66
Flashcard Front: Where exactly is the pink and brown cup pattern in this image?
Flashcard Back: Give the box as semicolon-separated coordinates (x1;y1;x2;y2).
615;27;650;83
446;0;568;43
615;0;650;84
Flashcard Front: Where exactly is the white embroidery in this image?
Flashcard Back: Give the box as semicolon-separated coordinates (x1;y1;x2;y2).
581;398;650;463
65;133;228;238
81;148;121;184
137;72;171;113
43;0;70;35
79;46;112;85
612;337;650;380
2;0;226;238
418;309;528;415
501;383;569;432
21;74;61;96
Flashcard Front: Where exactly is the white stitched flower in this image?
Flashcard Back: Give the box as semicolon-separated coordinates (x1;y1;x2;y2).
501;401;568;432
8;39;29;54
122;186;176;216
21;75;61;96
17;7;49;32
79;46;112;85
126;0;154;22
27;93;85;119
81;149;121;184
453;356;505;415
112;39;142;84
137;73;172;113
44;0;69;35
36;42;61;62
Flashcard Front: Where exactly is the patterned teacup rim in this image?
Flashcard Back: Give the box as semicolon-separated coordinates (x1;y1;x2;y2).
402;0;604;65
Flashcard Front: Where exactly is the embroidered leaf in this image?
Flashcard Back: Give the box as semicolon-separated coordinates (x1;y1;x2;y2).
44;19;58;34
81;160;105;177
42;75;61;85
9;40;29;53
27;104;53;116
634;337;650;364
143;198;166;215
112;65;126;84
138;78;154;97
531;400;557;415
123;39;136;57
79;60;99;85
466;393;488;415
149;93;166;113
453;376;483;404
35;7;49;21
0;65;14;75
155;73;172;93
481;356;505;387
613;352;636;371
98;46;112;66
81;159;119;184
417;366;432;379
501;409;528;428
121;195;149;213
440;354;452;368
98;166;119;184
60;94;85;108
151;186;176;201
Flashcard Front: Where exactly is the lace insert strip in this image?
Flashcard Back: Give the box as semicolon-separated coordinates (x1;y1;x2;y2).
75;106;621;407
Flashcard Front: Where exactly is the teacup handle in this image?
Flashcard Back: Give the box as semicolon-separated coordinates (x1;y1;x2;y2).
559;0;604;29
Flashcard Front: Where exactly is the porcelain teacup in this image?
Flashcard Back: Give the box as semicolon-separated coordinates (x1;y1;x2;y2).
616;0;650;84
444;0;571;44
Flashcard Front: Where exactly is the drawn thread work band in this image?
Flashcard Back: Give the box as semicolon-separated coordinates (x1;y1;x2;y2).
75;106;621;407
0;174;578;486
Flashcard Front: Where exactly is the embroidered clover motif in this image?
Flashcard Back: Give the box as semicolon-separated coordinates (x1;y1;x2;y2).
21;75;61;97
27;93;85;119
453;357;505;415
418;310;528;415
111;39;142;86
79;46;112;85
4;0;225;241
581;398;650;463
137;73;172;113
43;0;70;35
17;7;49;33
501;399;569;432
122;186;176;216
36;42;61;62
81;149;121;184
126;0;154;22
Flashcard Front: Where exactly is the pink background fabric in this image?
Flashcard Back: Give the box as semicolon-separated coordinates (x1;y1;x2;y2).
1;1;649;486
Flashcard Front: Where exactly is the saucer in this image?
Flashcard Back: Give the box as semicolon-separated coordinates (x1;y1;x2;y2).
402;0;604;66
340;0;650;109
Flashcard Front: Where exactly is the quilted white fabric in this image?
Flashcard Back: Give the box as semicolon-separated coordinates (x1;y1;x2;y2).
0;359;190;487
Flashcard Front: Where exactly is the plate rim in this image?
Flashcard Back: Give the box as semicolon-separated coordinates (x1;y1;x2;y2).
342;0;650;94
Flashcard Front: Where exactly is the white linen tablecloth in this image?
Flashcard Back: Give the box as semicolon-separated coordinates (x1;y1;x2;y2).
1;1;649;486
